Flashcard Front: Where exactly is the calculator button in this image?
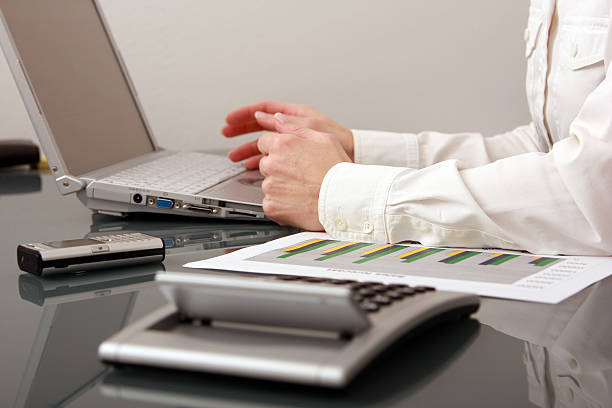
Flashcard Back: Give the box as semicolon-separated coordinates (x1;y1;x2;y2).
329;279;355;285
397;287;416;296
304;277;329;283
386;290;404;300
370;284;388;293
372;295;392;305
276;275;302;281
351;282;378;290
356;288;376;297
360;301;380;313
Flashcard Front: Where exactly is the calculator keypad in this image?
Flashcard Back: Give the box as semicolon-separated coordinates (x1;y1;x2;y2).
274;275;435;313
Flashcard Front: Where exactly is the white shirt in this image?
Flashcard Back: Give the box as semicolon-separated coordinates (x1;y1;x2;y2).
318;0;612;255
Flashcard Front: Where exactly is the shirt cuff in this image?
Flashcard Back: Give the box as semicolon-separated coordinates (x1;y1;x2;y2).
318;162;407;242
352;129;419;168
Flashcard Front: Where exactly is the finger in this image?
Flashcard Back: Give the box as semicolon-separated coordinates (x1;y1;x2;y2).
257;132;277;155
244;155;262;170
258;110;316;132
222;122;263;137
273;113;314;138
253;111;277;130
259;155;271;177
225;101;303;126
224;111;304;137
228;140;260;162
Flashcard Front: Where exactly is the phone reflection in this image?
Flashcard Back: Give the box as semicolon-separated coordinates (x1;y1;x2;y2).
477;276;612;408
15;262;164;408
89;213;298;255
99;318;479;407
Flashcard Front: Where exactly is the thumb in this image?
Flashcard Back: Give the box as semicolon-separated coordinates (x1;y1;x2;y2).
273;113;314;138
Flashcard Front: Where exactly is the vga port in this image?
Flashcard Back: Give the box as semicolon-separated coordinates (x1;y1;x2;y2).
156;198;174;208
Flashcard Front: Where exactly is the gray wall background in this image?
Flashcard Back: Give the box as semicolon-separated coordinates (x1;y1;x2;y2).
0;0;530;152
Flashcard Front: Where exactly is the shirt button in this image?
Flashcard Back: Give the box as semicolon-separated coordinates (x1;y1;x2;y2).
571;43;578;57
569;358;578;370
362;221;374;234
524;28;530;42
334;218;347;231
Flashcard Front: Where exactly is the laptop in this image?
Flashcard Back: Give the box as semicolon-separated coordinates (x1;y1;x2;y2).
0;0;264;220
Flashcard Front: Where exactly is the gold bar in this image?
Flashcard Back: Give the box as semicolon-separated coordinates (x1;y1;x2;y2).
283;239;325;252
322;242;358;253
398;247;428;258
361;244;393;255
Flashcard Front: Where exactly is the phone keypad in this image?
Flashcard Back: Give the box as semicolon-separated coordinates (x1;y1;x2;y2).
274;275;435;314
90;233;156;243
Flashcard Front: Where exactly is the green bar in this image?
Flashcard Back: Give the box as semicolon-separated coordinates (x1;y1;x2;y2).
354;246;405;264
278;241;337;258
490;254;520;265
402;248;444;263
536;258;558;267
315;243;371;261
445;252;480;264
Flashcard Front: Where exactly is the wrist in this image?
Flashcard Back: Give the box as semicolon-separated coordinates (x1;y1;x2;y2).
343;129;355;161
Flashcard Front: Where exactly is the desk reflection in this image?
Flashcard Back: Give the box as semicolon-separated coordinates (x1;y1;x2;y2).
15;263;163;408
478;276;612;408
89;213;298;254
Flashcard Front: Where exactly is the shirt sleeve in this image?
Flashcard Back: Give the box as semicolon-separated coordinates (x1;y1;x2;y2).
352;122;545;169
320;62;612;255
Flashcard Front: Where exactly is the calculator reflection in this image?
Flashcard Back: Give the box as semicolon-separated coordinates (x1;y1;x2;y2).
100;318;480;407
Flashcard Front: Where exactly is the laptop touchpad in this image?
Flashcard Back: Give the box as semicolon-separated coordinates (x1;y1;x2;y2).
200;170;264;206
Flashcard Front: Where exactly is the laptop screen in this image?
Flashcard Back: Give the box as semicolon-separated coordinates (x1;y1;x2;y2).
1;0;155;176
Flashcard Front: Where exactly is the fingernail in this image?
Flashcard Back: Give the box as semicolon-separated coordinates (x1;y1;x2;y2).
274;112;286;123
254;111;267;120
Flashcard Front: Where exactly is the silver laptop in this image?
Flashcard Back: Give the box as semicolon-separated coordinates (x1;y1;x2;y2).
0;1;264;220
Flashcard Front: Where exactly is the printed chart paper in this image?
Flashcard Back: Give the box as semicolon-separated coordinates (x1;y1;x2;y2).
184;232;612;303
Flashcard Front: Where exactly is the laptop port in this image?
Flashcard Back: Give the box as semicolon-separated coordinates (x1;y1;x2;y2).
182;204;219;214
228;210;258;218
156;198;174;208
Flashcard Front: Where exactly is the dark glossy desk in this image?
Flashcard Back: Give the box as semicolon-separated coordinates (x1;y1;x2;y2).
1;169;610;408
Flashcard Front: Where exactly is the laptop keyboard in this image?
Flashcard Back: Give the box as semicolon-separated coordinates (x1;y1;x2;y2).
97;152;246;195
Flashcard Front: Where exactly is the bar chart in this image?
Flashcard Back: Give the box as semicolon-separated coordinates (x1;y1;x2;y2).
248;238;563;284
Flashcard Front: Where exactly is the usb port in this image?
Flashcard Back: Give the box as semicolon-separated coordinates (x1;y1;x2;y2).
156;198;174;208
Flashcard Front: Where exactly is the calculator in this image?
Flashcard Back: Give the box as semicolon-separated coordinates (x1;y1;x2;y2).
99;272;480;387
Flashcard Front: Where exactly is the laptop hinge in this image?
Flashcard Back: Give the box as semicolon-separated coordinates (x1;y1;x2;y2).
55;175;86;195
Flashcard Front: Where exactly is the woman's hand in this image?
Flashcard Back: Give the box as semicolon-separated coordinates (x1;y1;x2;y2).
223;101;354;169
255;115;351;230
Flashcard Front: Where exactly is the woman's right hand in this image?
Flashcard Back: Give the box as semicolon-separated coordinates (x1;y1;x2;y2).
222;101;354;169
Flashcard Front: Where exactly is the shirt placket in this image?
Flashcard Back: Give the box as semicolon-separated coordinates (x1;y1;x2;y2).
532;0;557;151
